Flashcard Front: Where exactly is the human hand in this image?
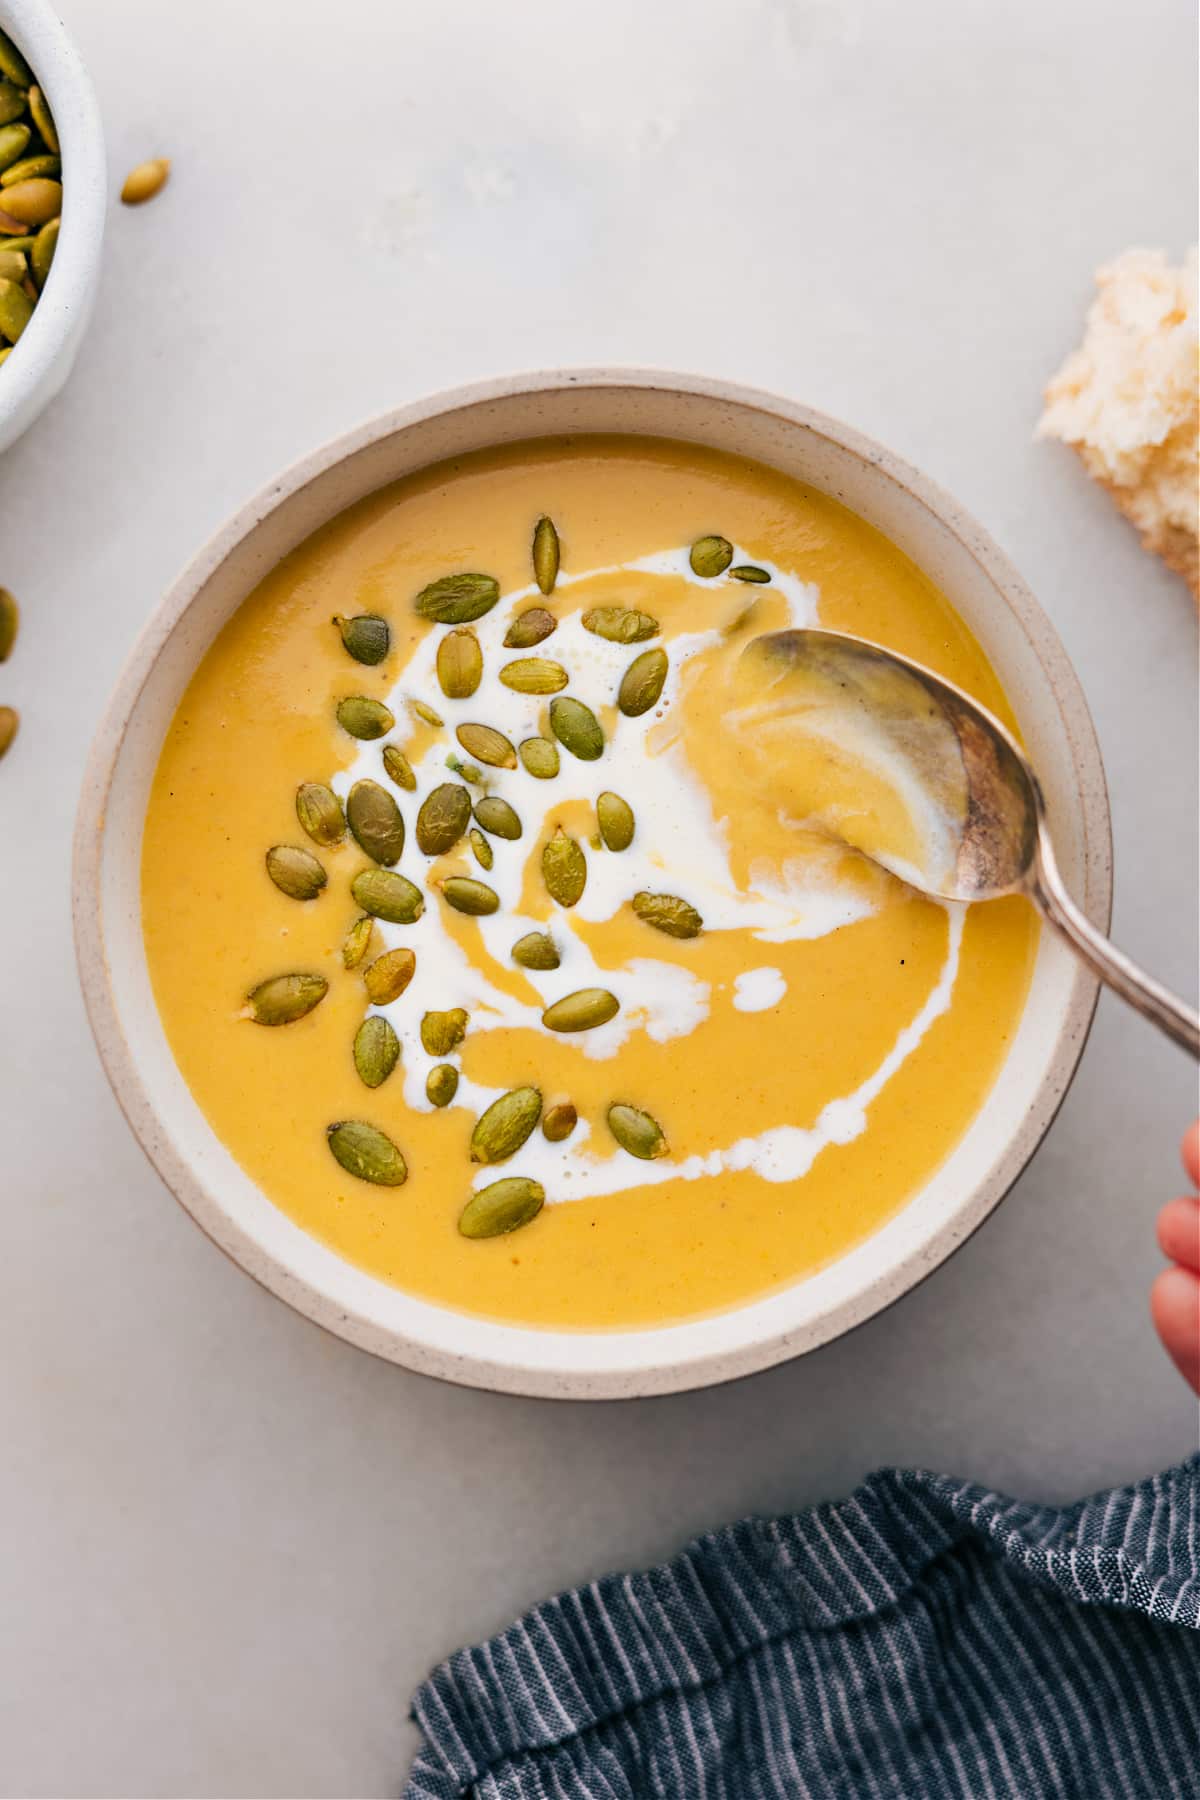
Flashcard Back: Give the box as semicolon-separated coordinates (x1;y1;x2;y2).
1150;1122;1200;1394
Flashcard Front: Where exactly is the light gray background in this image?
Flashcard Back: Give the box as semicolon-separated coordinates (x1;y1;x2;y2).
1;1;1197;1794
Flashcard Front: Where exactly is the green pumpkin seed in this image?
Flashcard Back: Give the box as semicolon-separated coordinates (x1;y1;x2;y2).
542;988;620;1033
548;695;604;761
353;1015;400;1088
421;1008;468;1056
416;782;471;856
0;247;25;281
596;791;635;852
0;704;17;759
296;781;346;846
0;275;33;341
0;83;27;129
0;586;17;661
499;656;568;695
473;795;522;840
120;159;170;206
0;153;59;186
0;178;62;224
351;867;424;923
441;876;499;916
631;890;703;938
618;647;668;718
334;613;390;665
542;828;586;906
0;30;33;87
0;124;29;174
0;234;31;254
426;1063;459;1107
458;1176;545;1239
504;607;557;648
542;1101;577;1143
327;1119;407;1186
436;627;483;699
470;1086;542;1163
347;778;405;865
408;697;444;729
532;515;560;594
456;721;517;768
342;915;374;969
381;744;417;791
469;827;493;870
242;972;328;1026
518;736;559;779
512;930;560;971
27;86;57;154
581;606;659;644
446;754;484;784
689;534;734;578
29;214;55;287
729;564;770;583
415;572;500;624
337;695;395;740
363;946;416;1005
265;844;327;901
608;1103;668;1160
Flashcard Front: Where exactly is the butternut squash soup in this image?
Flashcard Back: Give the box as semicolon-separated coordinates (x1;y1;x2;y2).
141;437;1038;1329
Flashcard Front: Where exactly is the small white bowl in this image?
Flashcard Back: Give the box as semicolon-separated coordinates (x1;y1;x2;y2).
0;0;104;453
73;371;1112;1399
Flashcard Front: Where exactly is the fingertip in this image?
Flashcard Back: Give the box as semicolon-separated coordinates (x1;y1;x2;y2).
1182;1120;1200;1189
1150;1266;1200;1396
1157;1196;1200;1272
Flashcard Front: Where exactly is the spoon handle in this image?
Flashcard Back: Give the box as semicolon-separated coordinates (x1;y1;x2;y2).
1033;824;1199;1058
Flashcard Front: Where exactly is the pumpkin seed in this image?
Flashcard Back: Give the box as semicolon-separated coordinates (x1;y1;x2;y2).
351;867;424;923
363;946;416;1005
0;153;59;186
499;656;568;695
327;1119;407;1186
456;721;517;768
512;930;560;971
0;247;24;281
334;612;390;665
436;627;483;699
382;744;416;790
618;647;668;717
342;915;374;969
446;754;484;784
415;572;500;624
532;515;560;594
631;890;703;938
548;695;603;761
473;795;522;840
470;1086;542;1163
542;1101;577;1143
426;1064;459;1107
29;214;55;286
416;782;471;856
0;29;32;87
0;83;27;129
689;534;733;578
0;586;17;661
408;697;444;728
0;205;29;235
0;123;29;173
469;827;494;870
596;791;634;852
337;695;395;740
242;972;328;1026
542;988;619;1033
505;607;556;648
0;275;33;341
0;704;17;759
581;606;659;643
27;86;57;154
730;564;770;583
347;778;405;865
265;844;327;901
121;158;170;206
0;233;31;253
296;781;346;846
458;1176;545;1239
441;876;500;916
608;1103;668;1160
354;1015;400;1088
0;177;61;224
421;1008;468;1055
519;736;559;779
542;828;586;906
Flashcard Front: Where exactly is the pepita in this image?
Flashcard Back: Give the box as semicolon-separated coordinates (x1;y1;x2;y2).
473;795;522;840
342;915;374;969
265;843;327;901
29;214;55;286
347;778;405;865
351;867;424;923
426;1064;459;1107
408;697;444;729
689;534;734;578
334;612;390;665
518;736;559;779
353;1015;400;1088
541;988;619;1033
512;930;560;971
441;876;500;916
617;647;668;717
631;890;703;938
505;607;557;648
469;827;494;870
363;946;416;1005
416;782;471;856
729;564;770;583
548;695;603;761
541;1101;577;1143
242;972;328;1026
446;754;484;784
296;781;346;846
382;744;417;790
0;274;32;341
0;704;17;759
542;827;586;906
0;122;29;172
415;572;500;624
456;721;517;768
499;656;568;695
0;153;59;186
120;158;170;206
596;791;635;852
458;1176;544;1239
470;1086;542;1163
436;627;483;699
0;29;32;87
421;1008;468;1056
0;177;60;224
0;83;27;129
0;586;17;660
337;695;394;740
608;1103;668;1160
27;86;56;154
582;606;659;643
532;515;560;594
327;1119;407;1186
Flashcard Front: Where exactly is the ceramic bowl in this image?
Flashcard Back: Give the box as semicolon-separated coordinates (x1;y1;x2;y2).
0;0;105;453
73;371;1112;1399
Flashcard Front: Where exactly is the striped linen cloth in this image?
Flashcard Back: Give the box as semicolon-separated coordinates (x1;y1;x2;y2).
406;1455;1200;1799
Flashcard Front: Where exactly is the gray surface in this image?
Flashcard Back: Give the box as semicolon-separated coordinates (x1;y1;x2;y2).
1;0;1197;1793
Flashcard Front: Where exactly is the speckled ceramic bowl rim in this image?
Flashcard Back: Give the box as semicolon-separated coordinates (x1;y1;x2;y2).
73;369;1112;1399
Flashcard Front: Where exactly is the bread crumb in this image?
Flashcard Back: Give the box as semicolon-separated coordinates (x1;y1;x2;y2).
1038;249;1198;597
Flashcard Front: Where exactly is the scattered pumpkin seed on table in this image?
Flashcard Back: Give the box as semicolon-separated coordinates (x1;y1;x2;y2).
334;613;390;665
0;704;17;760
426;1064;459;1107
327;1119;407;1186
121;158;170;206
470;1087;542;1164
505;607;556;648
363;947;416;1005
0;586;17;660
242;972;327;1026
459;1176;545;1240
532;516;560;594
353;1015;400;1089
265;844;327;901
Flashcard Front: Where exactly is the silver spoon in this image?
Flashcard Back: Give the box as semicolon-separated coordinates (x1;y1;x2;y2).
742;627;1199;1057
